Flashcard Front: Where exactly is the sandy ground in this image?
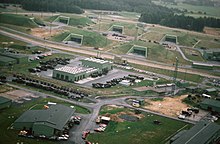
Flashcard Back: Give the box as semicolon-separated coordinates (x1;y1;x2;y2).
144;95;189;117
103;105;145;122
2;90;34;101
31;27;62;39
204;27;220;36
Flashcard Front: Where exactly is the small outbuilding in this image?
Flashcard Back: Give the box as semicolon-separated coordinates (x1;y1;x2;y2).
200;99;220;113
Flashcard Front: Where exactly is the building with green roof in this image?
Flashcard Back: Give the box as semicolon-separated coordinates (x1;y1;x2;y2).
0;52;28;65
171;121;220;144
205;88;218;96
14;104;75;137
200;99;220;113
0;96;12;109
0;55;17;66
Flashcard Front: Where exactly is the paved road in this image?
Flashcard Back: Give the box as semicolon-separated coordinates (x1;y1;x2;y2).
7;83;196;144
0;27;219;79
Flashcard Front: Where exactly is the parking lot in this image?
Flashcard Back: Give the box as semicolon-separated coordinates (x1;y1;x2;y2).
35;56;147;88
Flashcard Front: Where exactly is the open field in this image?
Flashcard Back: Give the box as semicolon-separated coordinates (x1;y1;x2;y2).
144;95;188;117
180;47;205;62
196;40;220;49
0;23;31;34
111;40;190;65
92;20;137;36
88;106;192;144
147;26;220;48
129;63;204;83
51;27;111;47
0;13;42;28
153;1;220;18
47;14;93;27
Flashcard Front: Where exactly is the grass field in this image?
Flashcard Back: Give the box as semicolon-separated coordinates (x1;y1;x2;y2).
0;97;89;144
111;40;190;65
130;63;204;83
0;13;42;28
92;20;137;36
0;33;48;54
47;14;93;26
142;31;164;41
196;40;220;49
148;26;220;48
51;28;111;47
88;106;191;144
180;47;205;62
29;97;90;114
153;1;220;18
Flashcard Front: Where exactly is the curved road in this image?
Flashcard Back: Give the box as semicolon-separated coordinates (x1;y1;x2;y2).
8;84;196;144
0;27;219;79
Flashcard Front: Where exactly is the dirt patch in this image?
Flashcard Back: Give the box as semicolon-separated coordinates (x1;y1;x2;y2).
103;109;145;122
2;90;34;101
144;95;189;117
204;27;220;36
31;27;62;39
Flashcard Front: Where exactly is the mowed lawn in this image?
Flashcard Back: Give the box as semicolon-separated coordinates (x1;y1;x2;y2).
51;27;111;48
147;26;220;48
88;107;191;144
111;40;190;65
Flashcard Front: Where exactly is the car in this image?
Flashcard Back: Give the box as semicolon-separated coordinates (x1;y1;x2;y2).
94;127;105;132
82;131;90;139
99;124;107;128
57;136;68;141
39;135;46;138
178;114;186;120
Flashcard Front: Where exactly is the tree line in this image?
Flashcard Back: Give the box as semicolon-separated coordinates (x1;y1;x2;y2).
0;0;220;32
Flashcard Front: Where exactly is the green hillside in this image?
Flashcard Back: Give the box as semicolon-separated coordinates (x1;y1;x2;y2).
48;15;93;27
51;28;111;47
0;13;41;28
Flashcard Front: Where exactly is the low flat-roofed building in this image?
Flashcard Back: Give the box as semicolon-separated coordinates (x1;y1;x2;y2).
192;62;213;70
171;121;220;144
53;66;98;82
0;96;12;109
81;57;113;73
203;49;220;61
0;52;28;64
200;99;220;113
14;104;75;137
205;88;218;96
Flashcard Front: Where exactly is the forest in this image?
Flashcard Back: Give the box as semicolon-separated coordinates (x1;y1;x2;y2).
0;0;220;32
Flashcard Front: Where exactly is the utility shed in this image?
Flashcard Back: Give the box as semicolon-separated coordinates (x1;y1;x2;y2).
0;96;12;109
14;104;75;137
171;121;220;144
81;57;113;73
200;99;220;113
